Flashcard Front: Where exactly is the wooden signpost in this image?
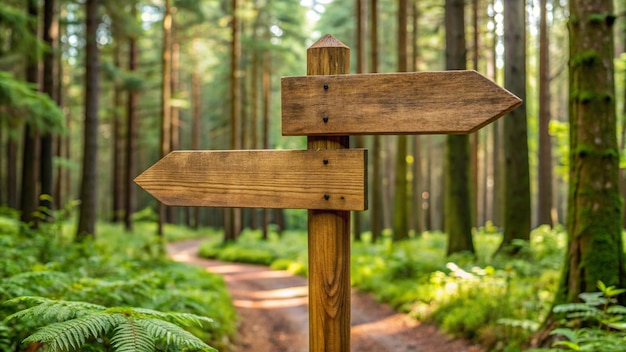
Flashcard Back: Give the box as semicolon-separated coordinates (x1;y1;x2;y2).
135;34;521;352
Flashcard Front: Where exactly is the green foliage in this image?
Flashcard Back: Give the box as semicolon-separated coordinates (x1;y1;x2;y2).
0;214;236;351
199;230;307;270
197;226;568;351
543;282;626;352
5;296;216;352
0;71;65;137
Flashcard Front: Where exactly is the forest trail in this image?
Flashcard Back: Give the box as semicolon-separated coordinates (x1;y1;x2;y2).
167;239;483;352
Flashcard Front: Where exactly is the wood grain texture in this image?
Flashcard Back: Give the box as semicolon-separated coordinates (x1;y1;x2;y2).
134;149;367;211
281;70;522;136
306;34;352;352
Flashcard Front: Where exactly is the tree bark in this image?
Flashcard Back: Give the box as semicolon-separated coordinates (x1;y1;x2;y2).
225;0;242;242
158;0;172;237
191;37;201;229
124;6;138;231
537;0;553;227
41;0;57;218
168;11;179;225
392;0;409;241
76;0;100;240
370;0;382;242
410;0;421;235
445;0;475;256
353;0;366;241
112;43;124;223
20;0;40;227
534;0;626;346
498;0;531;254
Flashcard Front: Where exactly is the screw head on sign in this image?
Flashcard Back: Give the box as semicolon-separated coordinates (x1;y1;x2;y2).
323;158;329;165
323;83;329;90
324;193;330;200
323;116;329;123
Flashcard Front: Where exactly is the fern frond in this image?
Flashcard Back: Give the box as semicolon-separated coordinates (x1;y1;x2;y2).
22;312;122;350
130;307;214;327
553;302;599;314
6;296;106;322
110;319;155;352
1;271;70;297
136;318;216;352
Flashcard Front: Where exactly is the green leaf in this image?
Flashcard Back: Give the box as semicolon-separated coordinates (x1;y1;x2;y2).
552;340;581;351
550;328;577;342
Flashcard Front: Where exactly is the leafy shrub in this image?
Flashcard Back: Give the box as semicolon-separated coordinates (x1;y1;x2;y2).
0;212;236;351
547;282;626;352
197;225;568;351
5;296;217;352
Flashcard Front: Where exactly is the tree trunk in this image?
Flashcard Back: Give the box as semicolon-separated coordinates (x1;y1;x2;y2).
393;0;409;241
112;43;124;223
534;0;626;346
40;0;57;218
537;0;553;227
158;0;172;237
562;0;625;303
76;0;100;240
261;35;271;240
445;0;475;256
124;7;138;231
470;0;480;227
353;0;366;241
191;38;201;229
168;12;179;225
370;0;382;242
410;0;421;236
498;0;531;254
225;0;242;242
6;136;18;209
20;0;40;227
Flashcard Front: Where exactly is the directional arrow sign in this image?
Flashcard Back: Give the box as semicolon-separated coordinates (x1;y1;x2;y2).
281;70;522;136
134;149;367;211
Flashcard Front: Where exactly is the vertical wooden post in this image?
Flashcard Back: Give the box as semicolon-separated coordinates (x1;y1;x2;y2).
307;34;351;351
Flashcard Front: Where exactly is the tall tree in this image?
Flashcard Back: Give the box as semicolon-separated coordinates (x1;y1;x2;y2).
535;0;626;344
157;0;172;237
392;0;409;241
225;0;242;242
168;8;180;225
409;0;421;236
561;0;625;301
537;0;553;227
190;36;201;229
124;3;139;231
370;0;382;242
111;43;124;223
444;0;475;256
40;0;57;217
353;0;366;241
20;0;40;226
497;0;531;254
76;0;100;240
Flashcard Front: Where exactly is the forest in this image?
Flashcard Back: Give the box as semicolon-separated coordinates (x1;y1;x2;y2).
2;0;626;351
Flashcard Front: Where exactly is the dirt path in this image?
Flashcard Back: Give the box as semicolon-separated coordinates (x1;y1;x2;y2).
167;239;483;352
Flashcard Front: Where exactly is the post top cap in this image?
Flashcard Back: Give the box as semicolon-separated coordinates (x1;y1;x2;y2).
309;34;349;50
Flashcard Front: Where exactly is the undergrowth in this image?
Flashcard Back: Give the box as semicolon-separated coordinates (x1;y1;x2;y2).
0;206;236;351
198;224;567;351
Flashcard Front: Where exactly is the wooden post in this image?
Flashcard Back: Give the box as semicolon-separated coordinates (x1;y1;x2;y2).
307;34;351;351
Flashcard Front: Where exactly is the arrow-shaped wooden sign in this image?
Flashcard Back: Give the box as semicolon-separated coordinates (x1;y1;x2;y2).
134;149;367;211
281;70;521;136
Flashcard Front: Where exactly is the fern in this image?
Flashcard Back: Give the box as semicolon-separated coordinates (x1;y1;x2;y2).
5;296;217;352
111;320;155;352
